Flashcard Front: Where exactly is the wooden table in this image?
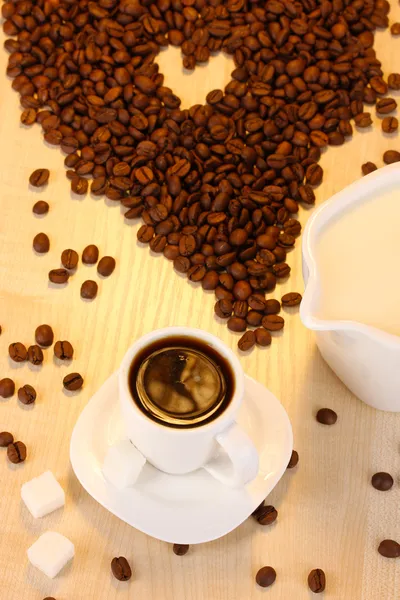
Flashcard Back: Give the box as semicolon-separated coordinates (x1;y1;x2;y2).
0;10;399;599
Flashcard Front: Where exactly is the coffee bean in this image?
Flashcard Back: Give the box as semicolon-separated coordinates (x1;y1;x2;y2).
383;150;400;165
111;556;132;581
71;177;88;195
61;249;79;270
388;73;400;90
49;268;69;284
21;108;36;126
316;408;337;425
0;378;15;397
376;98;397;115
233;281;252;301
254;505;278;526
202;270;219;290
308;569;326;593
9;342;27;362
81;280;98;299
382;117;398;134
54;341;74;360
27;345;44;366
63;373;84;391
378;540;400;558
246;310;263;327
35;324;54;347
281;292;302;307
227;317;246;332
174;256;191;273
262;315;284;331
29;168;49;187
354;113;372;128
7;441;27;464
33;232;50;253
256;566;276;588
82;245;99;265
265;300;281;315
238;331;256;351
287;450;299;469
32;201;49;215
214;299;233;319
254;328;271;347
362;162;378;176
391;23;400;35
371;472;394;491
173;544;189;556
18;384;36;405
97;256;116;277
0;432;14;447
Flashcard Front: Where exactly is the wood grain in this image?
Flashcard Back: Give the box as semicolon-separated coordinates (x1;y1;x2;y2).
0;9;400;599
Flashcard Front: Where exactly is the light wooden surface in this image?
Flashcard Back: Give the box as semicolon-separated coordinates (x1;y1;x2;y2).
0;11;400;599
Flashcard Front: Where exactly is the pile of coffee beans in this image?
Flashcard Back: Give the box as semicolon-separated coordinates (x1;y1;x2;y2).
3;0;392;347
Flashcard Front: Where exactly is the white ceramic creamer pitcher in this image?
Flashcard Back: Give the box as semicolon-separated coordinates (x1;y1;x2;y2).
300;163;400;412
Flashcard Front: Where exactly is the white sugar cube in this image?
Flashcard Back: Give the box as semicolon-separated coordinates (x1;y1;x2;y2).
102;439;146;490
21;471;65;518
27;531;74;578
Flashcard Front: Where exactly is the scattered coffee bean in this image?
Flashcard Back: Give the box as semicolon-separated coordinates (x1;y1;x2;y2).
254;505;278;526
29;168;49;187
81;280;98;300
97;256;116;277
0;432;14;447
54;341;74;361
256;566;276;588
391;23;400;35
287;450;299;469
63;373;84;391
7;441;27;464
0;378;15;398
111;556;132;581
262;315;285;331
362;162;378;176
27;345;44;366
49;268;69;284
254;328;271;347
383;150;400;164
282;292;302;307
308;569;326;593
61;249;79;270
371;472;394;491
9;342;27;362
35;324;54;347
173;544;189;556
82;245;99;265
382;117;399;134
316;408;337;425
265;300;281;315
238;331;256;351
376;98;397;115
378;540;400;558
388;73;400;91
33;201;49;215
18;384;36;405
33;233;50;254
43;597;56;600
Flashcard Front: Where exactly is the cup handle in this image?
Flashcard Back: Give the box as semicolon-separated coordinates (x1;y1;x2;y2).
203;422;259;488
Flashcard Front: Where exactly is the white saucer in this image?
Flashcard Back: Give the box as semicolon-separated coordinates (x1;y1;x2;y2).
70;372;292;544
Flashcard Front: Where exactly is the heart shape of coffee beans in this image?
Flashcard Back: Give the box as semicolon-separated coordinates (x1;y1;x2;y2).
3;0;389;350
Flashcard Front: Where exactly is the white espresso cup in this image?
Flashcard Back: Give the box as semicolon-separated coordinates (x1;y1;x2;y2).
119;327;259;487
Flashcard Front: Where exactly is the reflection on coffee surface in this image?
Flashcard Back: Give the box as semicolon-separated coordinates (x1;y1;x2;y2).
129;337;234;428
